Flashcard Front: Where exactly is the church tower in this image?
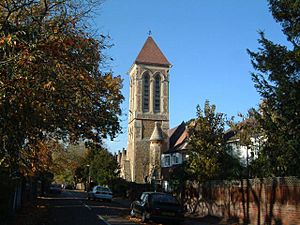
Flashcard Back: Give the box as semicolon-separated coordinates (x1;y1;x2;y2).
126;36;171;183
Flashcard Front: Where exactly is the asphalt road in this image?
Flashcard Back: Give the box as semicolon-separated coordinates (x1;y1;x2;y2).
42;190;137;225
40;190;208;225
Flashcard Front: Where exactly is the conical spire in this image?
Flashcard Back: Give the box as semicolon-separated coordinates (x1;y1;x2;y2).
150;122;164;141
135;36;171;67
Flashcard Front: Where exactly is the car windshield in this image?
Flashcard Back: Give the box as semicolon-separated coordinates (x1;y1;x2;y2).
96;187;110;192
151;194;178;204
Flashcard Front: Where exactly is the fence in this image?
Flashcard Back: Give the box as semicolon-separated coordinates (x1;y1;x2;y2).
183;177;300;225
0;173;42;224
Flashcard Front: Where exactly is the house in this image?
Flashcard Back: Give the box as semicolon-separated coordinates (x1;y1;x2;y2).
160;121;262;191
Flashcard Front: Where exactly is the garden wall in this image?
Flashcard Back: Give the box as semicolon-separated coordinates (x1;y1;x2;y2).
184;177;300;225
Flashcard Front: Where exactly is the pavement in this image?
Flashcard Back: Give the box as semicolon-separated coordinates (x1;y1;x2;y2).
112;197;240;225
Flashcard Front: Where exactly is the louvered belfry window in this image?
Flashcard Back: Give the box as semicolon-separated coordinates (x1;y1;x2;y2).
154;74;161;112
143;73;150;112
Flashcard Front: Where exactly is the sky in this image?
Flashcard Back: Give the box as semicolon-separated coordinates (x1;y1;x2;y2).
93;0;288;153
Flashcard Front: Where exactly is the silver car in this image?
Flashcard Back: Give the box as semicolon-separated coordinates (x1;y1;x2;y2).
88;186;113;202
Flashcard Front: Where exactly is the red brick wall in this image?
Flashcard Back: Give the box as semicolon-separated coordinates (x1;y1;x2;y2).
184;177;300;225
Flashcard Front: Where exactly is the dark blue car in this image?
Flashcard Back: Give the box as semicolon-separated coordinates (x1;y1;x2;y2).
130;192;184;224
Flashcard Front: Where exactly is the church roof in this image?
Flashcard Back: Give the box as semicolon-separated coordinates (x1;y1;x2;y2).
135;36;171;67
150;122;164;141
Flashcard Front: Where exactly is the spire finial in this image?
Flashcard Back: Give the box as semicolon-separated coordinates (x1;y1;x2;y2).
148;30;152;36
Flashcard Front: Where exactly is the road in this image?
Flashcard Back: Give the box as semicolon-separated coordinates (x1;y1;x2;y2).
39;190;207;225
41;190;137;225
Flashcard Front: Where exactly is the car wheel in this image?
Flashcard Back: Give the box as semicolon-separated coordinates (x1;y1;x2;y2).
141;211;148;222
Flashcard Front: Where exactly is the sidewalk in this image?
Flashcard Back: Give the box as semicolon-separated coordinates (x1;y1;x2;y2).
9;198;48;225
113;197;240;225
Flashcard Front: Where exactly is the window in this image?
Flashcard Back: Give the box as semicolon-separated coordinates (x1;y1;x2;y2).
151;193;178;204
143;73;150;112
140;193;148;202
154;74;161;112
172;155;179;164
164;155;171;167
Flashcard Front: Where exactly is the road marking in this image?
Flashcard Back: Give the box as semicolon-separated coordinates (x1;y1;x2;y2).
84;203;92;211
98;215;111;225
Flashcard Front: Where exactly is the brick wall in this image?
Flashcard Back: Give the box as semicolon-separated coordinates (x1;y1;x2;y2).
184;177;300;225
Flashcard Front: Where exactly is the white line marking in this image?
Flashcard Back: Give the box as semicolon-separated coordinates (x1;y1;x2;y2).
98;215;111;225
84;204;92;211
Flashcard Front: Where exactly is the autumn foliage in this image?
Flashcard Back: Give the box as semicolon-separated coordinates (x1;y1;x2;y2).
0;0;123;174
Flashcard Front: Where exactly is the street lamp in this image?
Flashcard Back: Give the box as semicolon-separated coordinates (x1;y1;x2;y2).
86;164;91;191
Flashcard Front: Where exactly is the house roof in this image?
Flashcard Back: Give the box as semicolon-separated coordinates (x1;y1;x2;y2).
166;121;189;154
174;130;188;147
224;129;237;142
164;120;247;155
135;36;171;67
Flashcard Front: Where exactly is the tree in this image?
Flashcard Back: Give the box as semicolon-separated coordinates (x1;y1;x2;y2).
51;142;88;185
187;100;241;183
0;0;123;173
229;110;267;178
247;0;300;176
89;147;119;186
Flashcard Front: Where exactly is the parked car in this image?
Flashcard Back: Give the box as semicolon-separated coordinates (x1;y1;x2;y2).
64;184;74;190
87;186;113;202
130;192;184;224
49;184;62;194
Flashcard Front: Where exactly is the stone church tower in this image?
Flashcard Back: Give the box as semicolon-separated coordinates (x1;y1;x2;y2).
125;36;171;183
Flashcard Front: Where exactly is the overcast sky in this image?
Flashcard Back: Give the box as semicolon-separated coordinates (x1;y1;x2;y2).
93;0;288;153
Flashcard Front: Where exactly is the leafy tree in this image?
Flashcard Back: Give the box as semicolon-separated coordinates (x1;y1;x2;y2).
168;161;189;198
0;0;123;173
51;142;88;185
19;139;56;177
229;110;267;178
247;0;300;176
187;100;241;183
74;165;89;184
90;147;119;186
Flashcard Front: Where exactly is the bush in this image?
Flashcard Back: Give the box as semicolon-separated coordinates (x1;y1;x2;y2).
110;178;129;197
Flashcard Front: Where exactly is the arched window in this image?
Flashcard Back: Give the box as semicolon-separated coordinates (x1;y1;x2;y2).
154;74;161;112
143;73;150;112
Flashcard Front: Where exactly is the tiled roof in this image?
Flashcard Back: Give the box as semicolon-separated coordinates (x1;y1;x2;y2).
165;121;189;153
135;36;171;67
168;121;186;149
168;125;179;139
174;130;188;147
224;129;236;141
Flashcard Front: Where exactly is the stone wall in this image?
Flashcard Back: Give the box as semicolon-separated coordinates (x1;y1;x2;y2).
184;177;300;225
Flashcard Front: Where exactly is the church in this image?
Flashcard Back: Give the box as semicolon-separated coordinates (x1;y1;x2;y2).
117;35;173;184
116;36;253;187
